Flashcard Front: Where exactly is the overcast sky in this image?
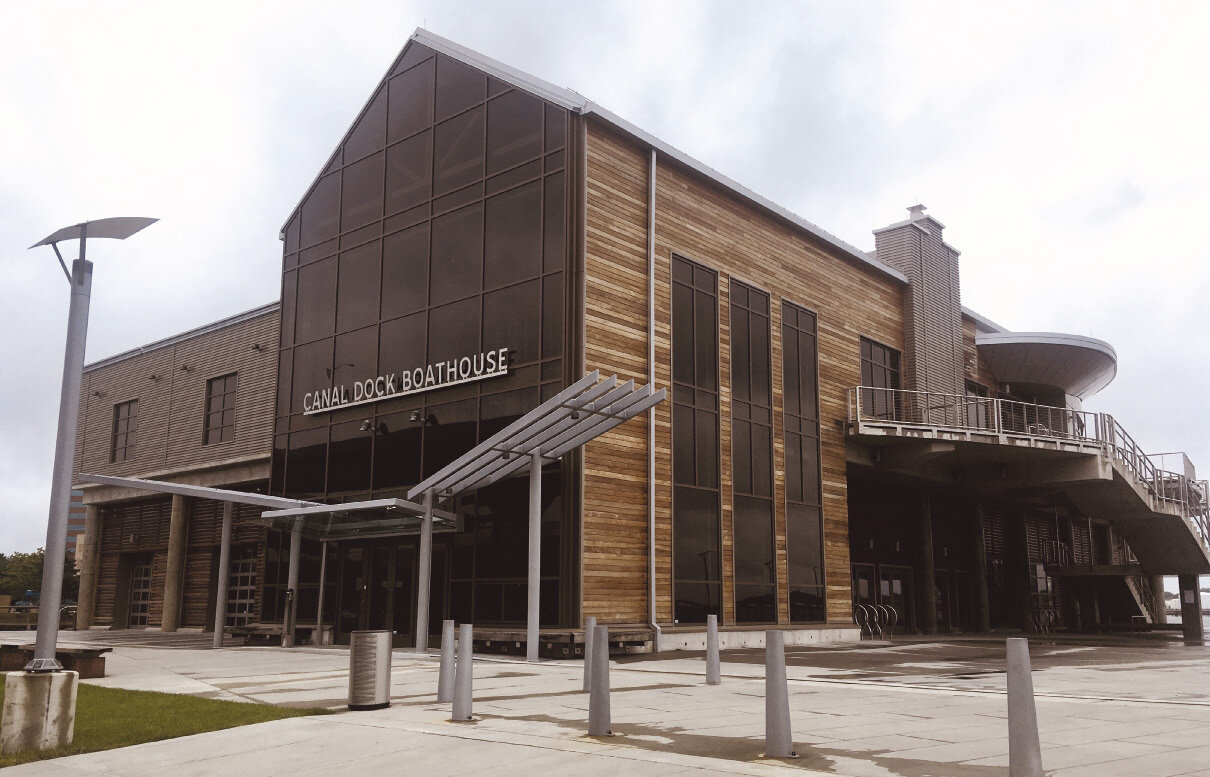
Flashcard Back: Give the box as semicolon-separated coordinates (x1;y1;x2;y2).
2;2;1209;555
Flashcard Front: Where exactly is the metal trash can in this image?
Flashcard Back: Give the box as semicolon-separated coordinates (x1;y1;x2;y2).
348;630;392;710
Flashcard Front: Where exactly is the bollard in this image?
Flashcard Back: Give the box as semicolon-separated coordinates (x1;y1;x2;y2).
587;624;612;736
706;613;721;685
764;630;796;758
451;623;474;721
1006;638;1043;777
437;619;455;703
582;615;597;692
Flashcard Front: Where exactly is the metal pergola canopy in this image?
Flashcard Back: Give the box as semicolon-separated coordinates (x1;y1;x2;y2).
408;370;667;501
78;473;312;509
255;498;458;541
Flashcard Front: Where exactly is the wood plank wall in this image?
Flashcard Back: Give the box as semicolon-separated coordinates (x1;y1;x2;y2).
75;306;279;481
581;123;904;626
962;316;1000;393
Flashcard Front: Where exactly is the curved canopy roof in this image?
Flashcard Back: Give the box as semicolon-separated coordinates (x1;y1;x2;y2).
974;332;1117;399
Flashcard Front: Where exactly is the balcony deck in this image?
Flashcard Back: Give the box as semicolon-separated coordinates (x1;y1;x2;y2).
847;387;1210;575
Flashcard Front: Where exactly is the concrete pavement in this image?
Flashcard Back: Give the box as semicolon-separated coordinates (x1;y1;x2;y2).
5;631;1210;776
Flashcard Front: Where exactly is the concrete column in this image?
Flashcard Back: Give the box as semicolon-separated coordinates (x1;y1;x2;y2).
526;453;542;663
283;517;302;648
1150;576;1167;625
211;501;233;648
1178;574;1203;646
415;490;434;652
74;505;100;629
918;495;937;634
972;503;991;633
161;494;187;632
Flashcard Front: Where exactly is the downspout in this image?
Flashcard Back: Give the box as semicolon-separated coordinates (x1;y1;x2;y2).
647;148;662;652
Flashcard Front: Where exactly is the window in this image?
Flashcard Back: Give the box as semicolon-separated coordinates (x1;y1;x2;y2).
965;380;990;430
111;399;138;462
859;337;901;421
205;373;238;444
731;281;775;623
783;301;824;621
672;256;720;624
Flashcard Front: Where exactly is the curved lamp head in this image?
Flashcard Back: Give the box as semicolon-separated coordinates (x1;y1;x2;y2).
30;217;158;249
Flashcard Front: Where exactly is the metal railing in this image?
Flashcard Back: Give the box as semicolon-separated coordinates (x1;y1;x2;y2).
849;386;1210;549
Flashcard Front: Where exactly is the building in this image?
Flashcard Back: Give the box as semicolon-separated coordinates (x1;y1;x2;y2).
71;30;1210;649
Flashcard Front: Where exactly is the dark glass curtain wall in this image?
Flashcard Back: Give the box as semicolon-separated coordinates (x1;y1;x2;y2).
671;256;720;624
783;301;824;621
271;42;573;628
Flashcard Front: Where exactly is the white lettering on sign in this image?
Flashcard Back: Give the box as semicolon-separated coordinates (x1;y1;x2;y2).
302;347;510;415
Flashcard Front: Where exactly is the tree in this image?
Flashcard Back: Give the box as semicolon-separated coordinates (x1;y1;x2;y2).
0;548;80;603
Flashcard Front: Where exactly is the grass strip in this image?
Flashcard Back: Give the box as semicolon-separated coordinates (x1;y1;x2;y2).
0;682;323;768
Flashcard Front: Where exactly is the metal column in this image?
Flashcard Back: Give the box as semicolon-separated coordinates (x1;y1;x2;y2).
527;453;542;662
29;251;93;670
283;517;302;648
315;540;329;644
211;501;233;648
415;490;434;652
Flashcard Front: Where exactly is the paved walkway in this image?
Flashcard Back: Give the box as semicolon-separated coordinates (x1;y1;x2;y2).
6;631;1210;776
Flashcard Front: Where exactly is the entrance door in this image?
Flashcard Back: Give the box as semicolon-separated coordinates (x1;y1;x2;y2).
127;556;153;628
335;540;419;646
878;564;913;634
851;563;876;607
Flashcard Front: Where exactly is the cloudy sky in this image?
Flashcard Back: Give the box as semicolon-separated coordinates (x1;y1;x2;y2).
2;2;1209;554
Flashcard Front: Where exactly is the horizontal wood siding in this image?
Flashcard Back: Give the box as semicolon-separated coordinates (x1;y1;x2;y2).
582;122;904;626
75;308;278;482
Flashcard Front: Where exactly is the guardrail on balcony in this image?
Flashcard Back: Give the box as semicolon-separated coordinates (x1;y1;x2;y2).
847;386;1210;541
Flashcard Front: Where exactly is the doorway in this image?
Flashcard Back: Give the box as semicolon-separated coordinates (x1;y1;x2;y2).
335;541;418;647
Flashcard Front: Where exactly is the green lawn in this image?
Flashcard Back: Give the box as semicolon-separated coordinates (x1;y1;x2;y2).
0;682;323;768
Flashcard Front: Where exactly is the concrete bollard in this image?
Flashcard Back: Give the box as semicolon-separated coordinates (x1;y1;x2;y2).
582;615;597;692
706;613;721;685
1;671;78;754
451;623;474;721
437;620;455;703
1006;638;1043;777
764;630;796;758
587;624;612;736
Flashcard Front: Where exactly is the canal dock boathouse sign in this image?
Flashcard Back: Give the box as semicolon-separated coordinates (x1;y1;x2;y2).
303;347;510;415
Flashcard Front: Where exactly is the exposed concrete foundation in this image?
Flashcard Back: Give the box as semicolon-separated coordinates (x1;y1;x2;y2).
658;625;859;651
0;671;78;754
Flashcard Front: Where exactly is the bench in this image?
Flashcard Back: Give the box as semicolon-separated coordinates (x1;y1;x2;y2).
227;622;330;646
0;644;112;678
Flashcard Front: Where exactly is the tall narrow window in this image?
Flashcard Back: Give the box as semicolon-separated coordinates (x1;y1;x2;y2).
859;337;901;421
784;301;824;621
205;373;238;444
672;255;720;624
111;399;138;463
731;280;775;623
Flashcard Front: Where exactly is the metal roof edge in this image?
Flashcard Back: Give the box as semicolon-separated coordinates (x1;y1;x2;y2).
974;331;1118;362
962;306;1009;334
84;301;280;372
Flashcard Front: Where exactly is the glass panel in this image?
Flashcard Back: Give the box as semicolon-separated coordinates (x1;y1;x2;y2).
295;256;338;344
541;273;564;360
379;311;427;377
734;494;774;585
694;289;717;390
543;171;565;273
433;105;485;196
422;397;477;477
427;297;481;365
392;42;433;77
732;419;751;495
328;419;372;494
388;56;435;143
673;486;720;583
731;308;749;403
341;151;385;232
429;203;482;304
381;223;429;320
371;408;422;489
336;240;381;333
672;283;693;385
385;130;432;216
286;427;328;496
334;325;378;383
344;86;386;162
300;172;341;248
280;270;296;348
483;180;542;288
483;280;540;366
695;409;717;488
673;582;719;625
486;89;543;175
735;583;777;624
480;386;539;440
787;503;823;587
544;104;566;152
434;54;486;122
752;423;772;497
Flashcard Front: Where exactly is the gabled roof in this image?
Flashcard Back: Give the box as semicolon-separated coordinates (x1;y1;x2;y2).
282;29;907;285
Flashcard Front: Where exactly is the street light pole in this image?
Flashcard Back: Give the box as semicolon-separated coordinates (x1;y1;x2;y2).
25;217;157;671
